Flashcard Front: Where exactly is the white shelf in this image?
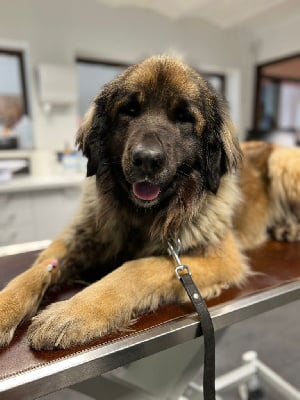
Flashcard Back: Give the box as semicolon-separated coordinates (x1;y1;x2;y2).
0;174;84;193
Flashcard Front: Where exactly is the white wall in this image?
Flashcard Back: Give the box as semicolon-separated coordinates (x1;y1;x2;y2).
235;12;300;137
254;15;300;64
0;0;252;153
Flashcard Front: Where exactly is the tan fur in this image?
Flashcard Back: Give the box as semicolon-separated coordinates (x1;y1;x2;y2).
233;143;272;249
28;233;246;350
235;142;300;247
0;56;299;350
126;56;199;96
267;146;300;241
0;240;66;346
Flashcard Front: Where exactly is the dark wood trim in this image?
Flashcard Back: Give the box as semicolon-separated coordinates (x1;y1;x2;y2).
253;64;261;129
260;74;300;85
18;52;28;115
0;48;29;115
257;52;300;69
76;57;130;68
274;81;280;129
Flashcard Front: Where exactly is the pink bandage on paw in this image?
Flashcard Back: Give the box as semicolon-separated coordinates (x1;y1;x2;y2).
47;259;59;272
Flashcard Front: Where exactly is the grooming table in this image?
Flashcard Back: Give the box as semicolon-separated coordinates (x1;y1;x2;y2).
0;241;299;399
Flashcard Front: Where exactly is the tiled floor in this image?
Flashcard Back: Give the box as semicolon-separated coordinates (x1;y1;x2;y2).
197;299;300;399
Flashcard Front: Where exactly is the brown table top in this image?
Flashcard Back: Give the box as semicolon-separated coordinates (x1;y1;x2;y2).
0;240;299;399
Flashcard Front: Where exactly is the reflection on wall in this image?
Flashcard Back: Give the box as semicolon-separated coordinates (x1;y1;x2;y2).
0;52;33;150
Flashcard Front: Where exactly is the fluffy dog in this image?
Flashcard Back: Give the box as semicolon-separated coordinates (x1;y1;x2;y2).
0;56;299;350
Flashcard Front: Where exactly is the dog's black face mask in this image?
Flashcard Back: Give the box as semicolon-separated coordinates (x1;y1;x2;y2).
112;91;204;209
76;57;241;211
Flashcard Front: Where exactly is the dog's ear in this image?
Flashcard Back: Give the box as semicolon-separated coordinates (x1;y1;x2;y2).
76;94;109;177
76;104;100;177
76;77;124;177
204;98;242;194
219;115;242;173
76;104;95;157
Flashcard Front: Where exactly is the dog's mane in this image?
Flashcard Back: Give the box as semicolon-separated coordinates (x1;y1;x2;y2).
66;169;240;261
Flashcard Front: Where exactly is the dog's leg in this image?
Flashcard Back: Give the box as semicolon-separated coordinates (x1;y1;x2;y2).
28;233;248;350
0;239;67;347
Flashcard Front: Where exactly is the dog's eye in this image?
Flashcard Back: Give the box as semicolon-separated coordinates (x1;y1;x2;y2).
119;101;140;117
175;109;195;124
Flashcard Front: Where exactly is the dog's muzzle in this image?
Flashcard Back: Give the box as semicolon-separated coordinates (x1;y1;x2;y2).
127;142;166;201
131;144;166;176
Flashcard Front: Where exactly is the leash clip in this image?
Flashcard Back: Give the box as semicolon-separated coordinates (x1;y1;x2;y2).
168;239;215;399
167;238;191;279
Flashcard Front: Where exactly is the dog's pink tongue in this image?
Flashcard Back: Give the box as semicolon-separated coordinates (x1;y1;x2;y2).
133;182;160;201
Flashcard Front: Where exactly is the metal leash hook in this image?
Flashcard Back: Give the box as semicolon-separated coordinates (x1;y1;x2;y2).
167;238;216;400
167;238;191;280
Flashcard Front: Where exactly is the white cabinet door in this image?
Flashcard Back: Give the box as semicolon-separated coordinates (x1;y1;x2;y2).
0;187;81;245
31;188;80;241
0;193;34;245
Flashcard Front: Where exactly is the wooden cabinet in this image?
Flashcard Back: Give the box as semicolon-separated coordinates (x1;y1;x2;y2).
0;187;80;246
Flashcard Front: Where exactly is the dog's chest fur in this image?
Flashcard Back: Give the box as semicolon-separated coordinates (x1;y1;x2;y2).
65;173;241;276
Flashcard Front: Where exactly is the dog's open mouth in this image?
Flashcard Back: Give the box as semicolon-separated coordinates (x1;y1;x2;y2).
132;182;161;201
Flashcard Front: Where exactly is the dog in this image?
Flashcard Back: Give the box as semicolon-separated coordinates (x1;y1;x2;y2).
0;55;299;350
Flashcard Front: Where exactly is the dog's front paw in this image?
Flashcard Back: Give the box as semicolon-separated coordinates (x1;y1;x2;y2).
27;299;113;350
0;291;25;347
270;223;300;242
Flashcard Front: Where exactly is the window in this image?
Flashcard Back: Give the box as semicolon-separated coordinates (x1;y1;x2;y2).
0;49;33;150
252;54;300;146
76;58;128;122
202;72;226;96
76;59;226;124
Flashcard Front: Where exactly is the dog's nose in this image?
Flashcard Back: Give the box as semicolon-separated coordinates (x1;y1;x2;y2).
131;145;165;174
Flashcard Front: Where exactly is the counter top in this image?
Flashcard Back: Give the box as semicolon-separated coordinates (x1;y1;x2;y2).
0;174;85;193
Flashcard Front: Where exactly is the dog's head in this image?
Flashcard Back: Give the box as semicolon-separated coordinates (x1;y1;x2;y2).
77;55;241;222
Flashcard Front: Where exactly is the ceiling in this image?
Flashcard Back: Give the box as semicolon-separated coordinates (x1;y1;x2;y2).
96;0;298;30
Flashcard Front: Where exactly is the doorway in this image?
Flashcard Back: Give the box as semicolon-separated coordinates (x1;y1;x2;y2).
252;54;300;146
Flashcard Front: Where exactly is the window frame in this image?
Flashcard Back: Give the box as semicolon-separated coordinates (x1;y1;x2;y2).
0;48;29;116
253;52;300;132
201;72;226;96
75;58;227;120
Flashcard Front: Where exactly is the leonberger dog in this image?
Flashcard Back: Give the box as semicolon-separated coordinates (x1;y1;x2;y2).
0;56;299;350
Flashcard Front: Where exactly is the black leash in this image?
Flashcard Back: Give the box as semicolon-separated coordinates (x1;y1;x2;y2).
168;239;216;400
